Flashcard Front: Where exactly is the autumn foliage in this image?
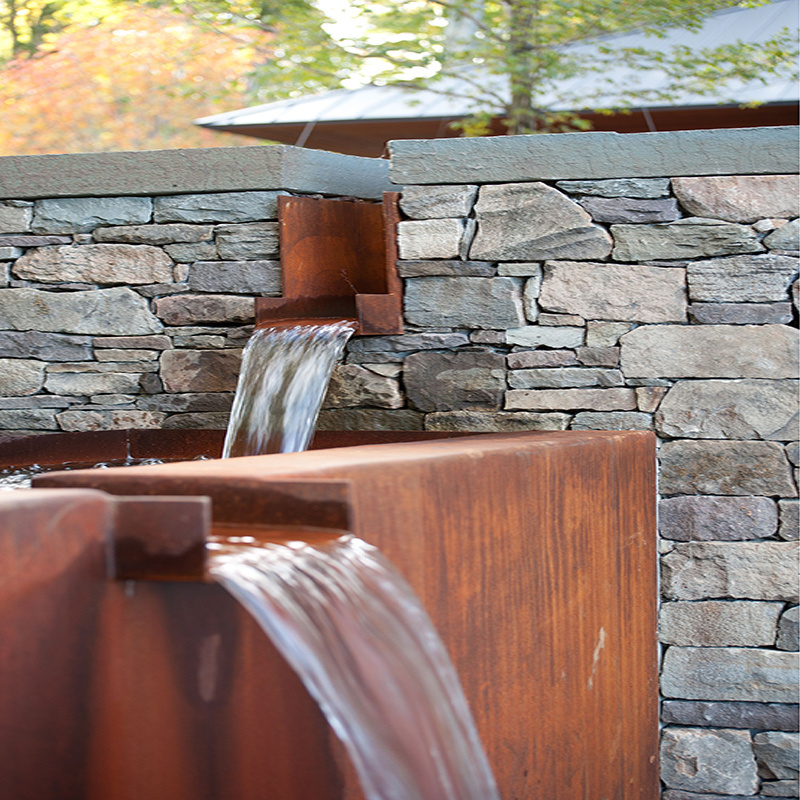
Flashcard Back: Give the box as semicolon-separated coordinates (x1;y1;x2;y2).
0;6;272;154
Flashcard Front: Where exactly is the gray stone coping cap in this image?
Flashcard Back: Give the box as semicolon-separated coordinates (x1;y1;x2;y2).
388;126;800;184
0;145;392;200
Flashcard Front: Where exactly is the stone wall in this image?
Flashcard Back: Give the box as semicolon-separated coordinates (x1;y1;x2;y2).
0;128;798;798
0;146;392;433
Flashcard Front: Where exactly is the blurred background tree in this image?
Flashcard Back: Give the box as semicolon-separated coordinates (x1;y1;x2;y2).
0;0;796;154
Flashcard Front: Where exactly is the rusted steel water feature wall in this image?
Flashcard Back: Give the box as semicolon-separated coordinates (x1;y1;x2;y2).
0;430;657;800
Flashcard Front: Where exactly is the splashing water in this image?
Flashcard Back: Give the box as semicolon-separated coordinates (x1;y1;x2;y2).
210;531;500;800
222;322;356;458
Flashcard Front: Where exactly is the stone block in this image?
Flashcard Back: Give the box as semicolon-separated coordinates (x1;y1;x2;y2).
470;330;509;345
135;283;191;298
659;600;782;646
507;350;579;369
575;347;619;367
46;361;156;374
93;223;213;245
754;732;799;780
689;302;794;325
620;325;798;379
761;778;799;796
13;244;173;285
315;408;423;431
505;387;636;411
44;371;141;396
506;326;584;348
0;359;45;396
687;253;798;302
539;260;687;322
636;386;667;413
89;394;136;406
508;367;623;389
95;349;158;363
153;191;282;223
163;241;219;262
0;287;162;335
154;295;254;326
396;260;495;277
93;335;172;350
389;128;799;184
404;350;506;412
660;727;758;795
0;248;21;259
404;277;524;329
136;393;233;412
659;496;778;541
162;412;230;429
659;440;796;497
347;332;470;353
672;175;800;223
399;185;478;219
160;350;242;393
215;222;280;259
779;500;799;541
497;262;544;277
661;700;800;732
56;409;165;431
522;278;541;322
186;261;281;294
323;365;403;409
538;313;584;326
31;197;152;233
579;196;680;223
661;541;799;602
424;410;570;431
657;380;798;440
397;218;470;259
0;409;58;430
586;321;634;347
612;218;764;261
570;411;653;430
777;607;799;652
0;200;32;233
661;646;799;703
470;182;612;261
766;219;800;252
556;178;672;198
0;395;80;409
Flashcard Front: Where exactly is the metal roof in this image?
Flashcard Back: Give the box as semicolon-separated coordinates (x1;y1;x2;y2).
196;0;798;131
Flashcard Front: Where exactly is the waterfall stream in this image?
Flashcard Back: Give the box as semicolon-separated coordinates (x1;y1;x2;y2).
210;530;500;800
222;322;356;458
216;322;500;799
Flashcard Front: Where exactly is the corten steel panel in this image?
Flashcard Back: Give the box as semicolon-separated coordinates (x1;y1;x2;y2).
0;490;344;800
34;430;659;800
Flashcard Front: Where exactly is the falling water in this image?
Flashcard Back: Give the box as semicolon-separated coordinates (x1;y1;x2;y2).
210;530;500;800
222;322;356;458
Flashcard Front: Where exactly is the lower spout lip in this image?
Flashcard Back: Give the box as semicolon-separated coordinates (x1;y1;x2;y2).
111;496;211;582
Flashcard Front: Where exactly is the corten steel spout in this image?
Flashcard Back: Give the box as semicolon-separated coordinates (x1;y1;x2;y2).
255;194;404;335
0;430;659;800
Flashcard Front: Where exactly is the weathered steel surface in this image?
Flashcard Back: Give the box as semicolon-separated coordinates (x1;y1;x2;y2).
112;496;211;581
255;194;403;334
25;430;658;799
0;489;343;800
0;428;467;469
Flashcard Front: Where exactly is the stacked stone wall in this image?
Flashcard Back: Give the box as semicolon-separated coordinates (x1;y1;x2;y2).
0;130;798;798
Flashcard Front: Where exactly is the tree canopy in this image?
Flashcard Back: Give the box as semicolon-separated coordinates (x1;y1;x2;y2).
0;0;796;154
0;4;272;154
